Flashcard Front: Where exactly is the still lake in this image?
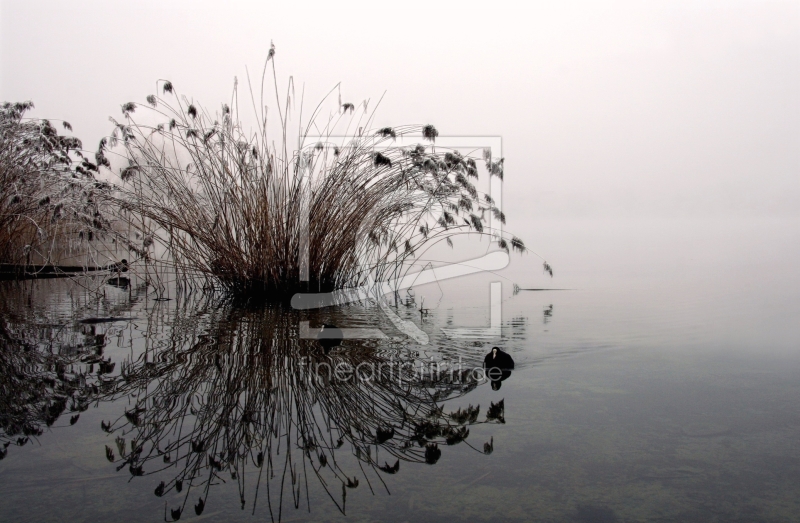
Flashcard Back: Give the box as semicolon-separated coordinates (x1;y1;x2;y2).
1;217;798;522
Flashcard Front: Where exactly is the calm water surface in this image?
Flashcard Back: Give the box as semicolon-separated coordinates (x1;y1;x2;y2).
1;218;799;522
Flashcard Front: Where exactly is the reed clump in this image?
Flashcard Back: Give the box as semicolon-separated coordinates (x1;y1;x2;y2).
0;102;116;271
103;50;528;296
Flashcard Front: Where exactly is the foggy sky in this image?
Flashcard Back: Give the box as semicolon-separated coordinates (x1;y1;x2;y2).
1;0;798;226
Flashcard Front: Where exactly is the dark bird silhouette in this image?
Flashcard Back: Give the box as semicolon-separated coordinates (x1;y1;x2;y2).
194;498;205;515
318;324;343;354
379;459;400;474
484;347;514;390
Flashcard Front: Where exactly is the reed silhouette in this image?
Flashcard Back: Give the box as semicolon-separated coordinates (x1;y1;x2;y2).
100;45;530;296
0;102;120;274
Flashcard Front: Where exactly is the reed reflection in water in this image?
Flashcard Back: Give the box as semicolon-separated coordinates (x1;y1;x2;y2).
0;279;510;522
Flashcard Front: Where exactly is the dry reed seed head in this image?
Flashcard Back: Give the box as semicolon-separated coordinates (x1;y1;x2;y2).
376;127;397;139
169;119;177;130
62;121;72;131
122;102;136;116
314;142;324;151
487;158;504;180
469;214;483;233
543;261;553;276
492;207;506;224
497;238;509;253
222;104;230;115
120;166;139;181
444;151;464;168
373;152;392;167
162;81;173;94
422;125;438;142
342;103;355;114
419;224;429;238
511;236;525;253
146;95;157;107
187;105;197;119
